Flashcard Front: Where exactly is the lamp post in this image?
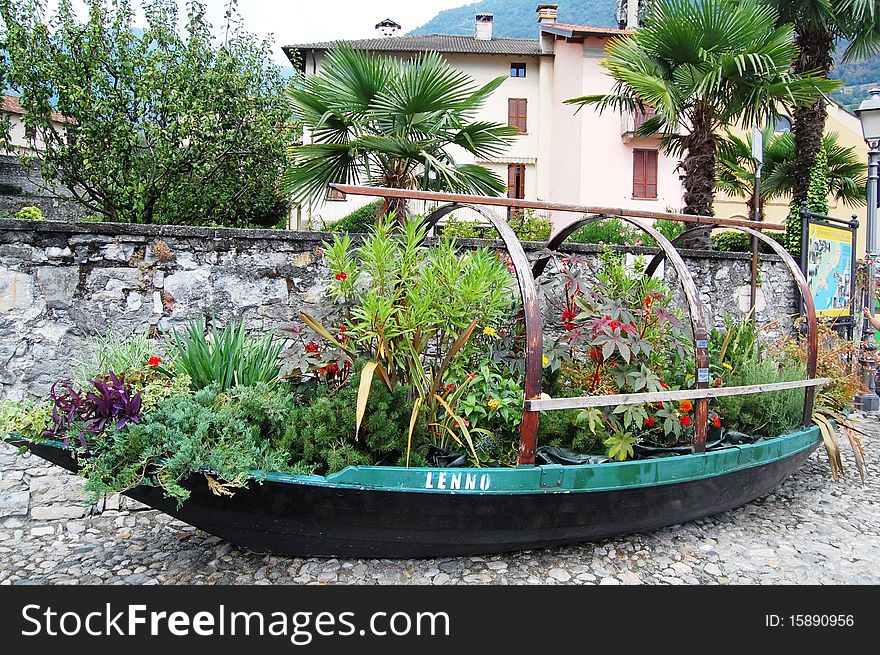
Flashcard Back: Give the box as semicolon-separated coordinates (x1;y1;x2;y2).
855;88;880;410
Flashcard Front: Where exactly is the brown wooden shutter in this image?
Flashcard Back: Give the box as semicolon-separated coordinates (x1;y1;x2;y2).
633;150;646;198
633;149;658;199
508;99;527;133
507;164;525;199
645;150;658;199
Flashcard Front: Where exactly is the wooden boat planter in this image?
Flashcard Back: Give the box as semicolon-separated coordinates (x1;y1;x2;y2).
13;187;829;558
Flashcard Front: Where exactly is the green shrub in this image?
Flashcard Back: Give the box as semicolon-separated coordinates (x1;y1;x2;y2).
169;317;283;391
641;218;685;246
509;209;552;242
0;399;52;440
282;377;428;474
439;210;552;243
440;216;485;239
711;231;751;252
567;218;642;246
15;205;44;221
324;200;383;233
80;384;303;504
714;359;807;438
711;230;787;253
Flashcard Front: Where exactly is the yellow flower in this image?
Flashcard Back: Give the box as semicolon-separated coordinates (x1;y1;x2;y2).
487;398;500;411
542;355;550;367
722;362;733;371
483;326;497;337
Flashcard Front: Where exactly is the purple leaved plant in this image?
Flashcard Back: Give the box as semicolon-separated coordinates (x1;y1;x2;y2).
45;373;142;447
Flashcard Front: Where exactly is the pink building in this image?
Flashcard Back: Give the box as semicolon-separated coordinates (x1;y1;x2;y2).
286;4;682;228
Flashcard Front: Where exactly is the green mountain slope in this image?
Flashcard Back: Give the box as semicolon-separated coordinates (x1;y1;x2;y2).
409;0;617;37
409;0;878;111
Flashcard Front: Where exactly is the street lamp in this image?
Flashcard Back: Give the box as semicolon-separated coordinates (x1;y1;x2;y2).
855;88;880;410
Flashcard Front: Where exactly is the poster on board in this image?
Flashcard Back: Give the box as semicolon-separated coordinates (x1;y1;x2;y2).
805;223;854;318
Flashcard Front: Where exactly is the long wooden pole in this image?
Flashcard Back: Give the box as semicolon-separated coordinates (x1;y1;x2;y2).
332;184;785;231
525;378;830;412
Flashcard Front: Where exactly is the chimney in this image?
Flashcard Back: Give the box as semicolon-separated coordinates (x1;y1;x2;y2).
627;0;639;29
375;18;401;38
536;4;559;25
475;13;493;41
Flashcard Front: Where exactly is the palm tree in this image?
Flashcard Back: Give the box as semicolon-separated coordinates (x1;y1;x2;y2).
567;0;838;247
282;44;518;223
759;0;880;209
717;129;867;217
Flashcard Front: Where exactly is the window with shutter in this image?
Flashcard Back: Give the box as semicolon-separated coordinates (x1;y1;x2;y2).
508;98;527;134
507;164;525;199
632;149;658;199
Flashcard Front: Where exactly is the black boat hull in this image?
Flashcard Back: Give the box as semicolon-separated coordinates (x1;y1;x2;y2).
22;430;820;558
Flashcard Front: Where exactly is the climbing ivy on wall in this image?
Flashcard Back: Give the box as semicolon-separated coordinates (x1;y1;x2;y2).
783;144;829;258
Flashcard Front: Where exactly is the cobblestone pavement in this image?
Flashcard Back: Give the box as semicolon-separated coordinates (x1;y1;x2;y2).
1;417;877;585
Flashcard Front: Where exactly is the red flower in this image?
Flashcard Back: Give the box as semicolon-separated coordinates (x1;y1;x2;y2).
444;383;456;392
643;416;655;428
712;415;721;428
304;341;320;354
335;271;348;281
713;377;723;388
645;296;653;307
660;381;669;390
589;348;602;361
681;415;692;427
148;356;161;367
561;308;577;324
609;321;620;330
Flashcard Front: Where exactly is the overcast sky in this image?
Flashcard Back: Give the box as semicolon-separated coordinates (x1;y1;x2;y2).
48;1;472;67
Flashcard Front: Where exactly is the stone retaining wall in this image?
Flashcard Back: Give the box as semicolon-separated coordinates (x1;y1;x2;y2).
0;218;800;524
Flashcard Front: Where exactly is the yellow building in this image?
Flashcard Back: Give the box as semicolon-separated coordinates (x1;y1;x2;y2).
714;101;869;258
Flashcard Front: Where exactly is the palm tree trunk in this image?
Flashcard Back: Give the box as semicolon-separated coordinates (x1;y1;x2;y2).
678;105;716;249
791;28;834;208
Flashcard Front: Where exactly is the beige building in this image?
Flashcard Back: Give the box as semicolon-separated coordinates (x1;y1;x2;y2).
1;94;68;155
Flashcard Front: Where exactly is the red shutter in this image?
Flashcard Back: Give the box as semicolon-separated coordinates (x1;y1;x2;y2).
645;150;658;199
633;150;646;198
